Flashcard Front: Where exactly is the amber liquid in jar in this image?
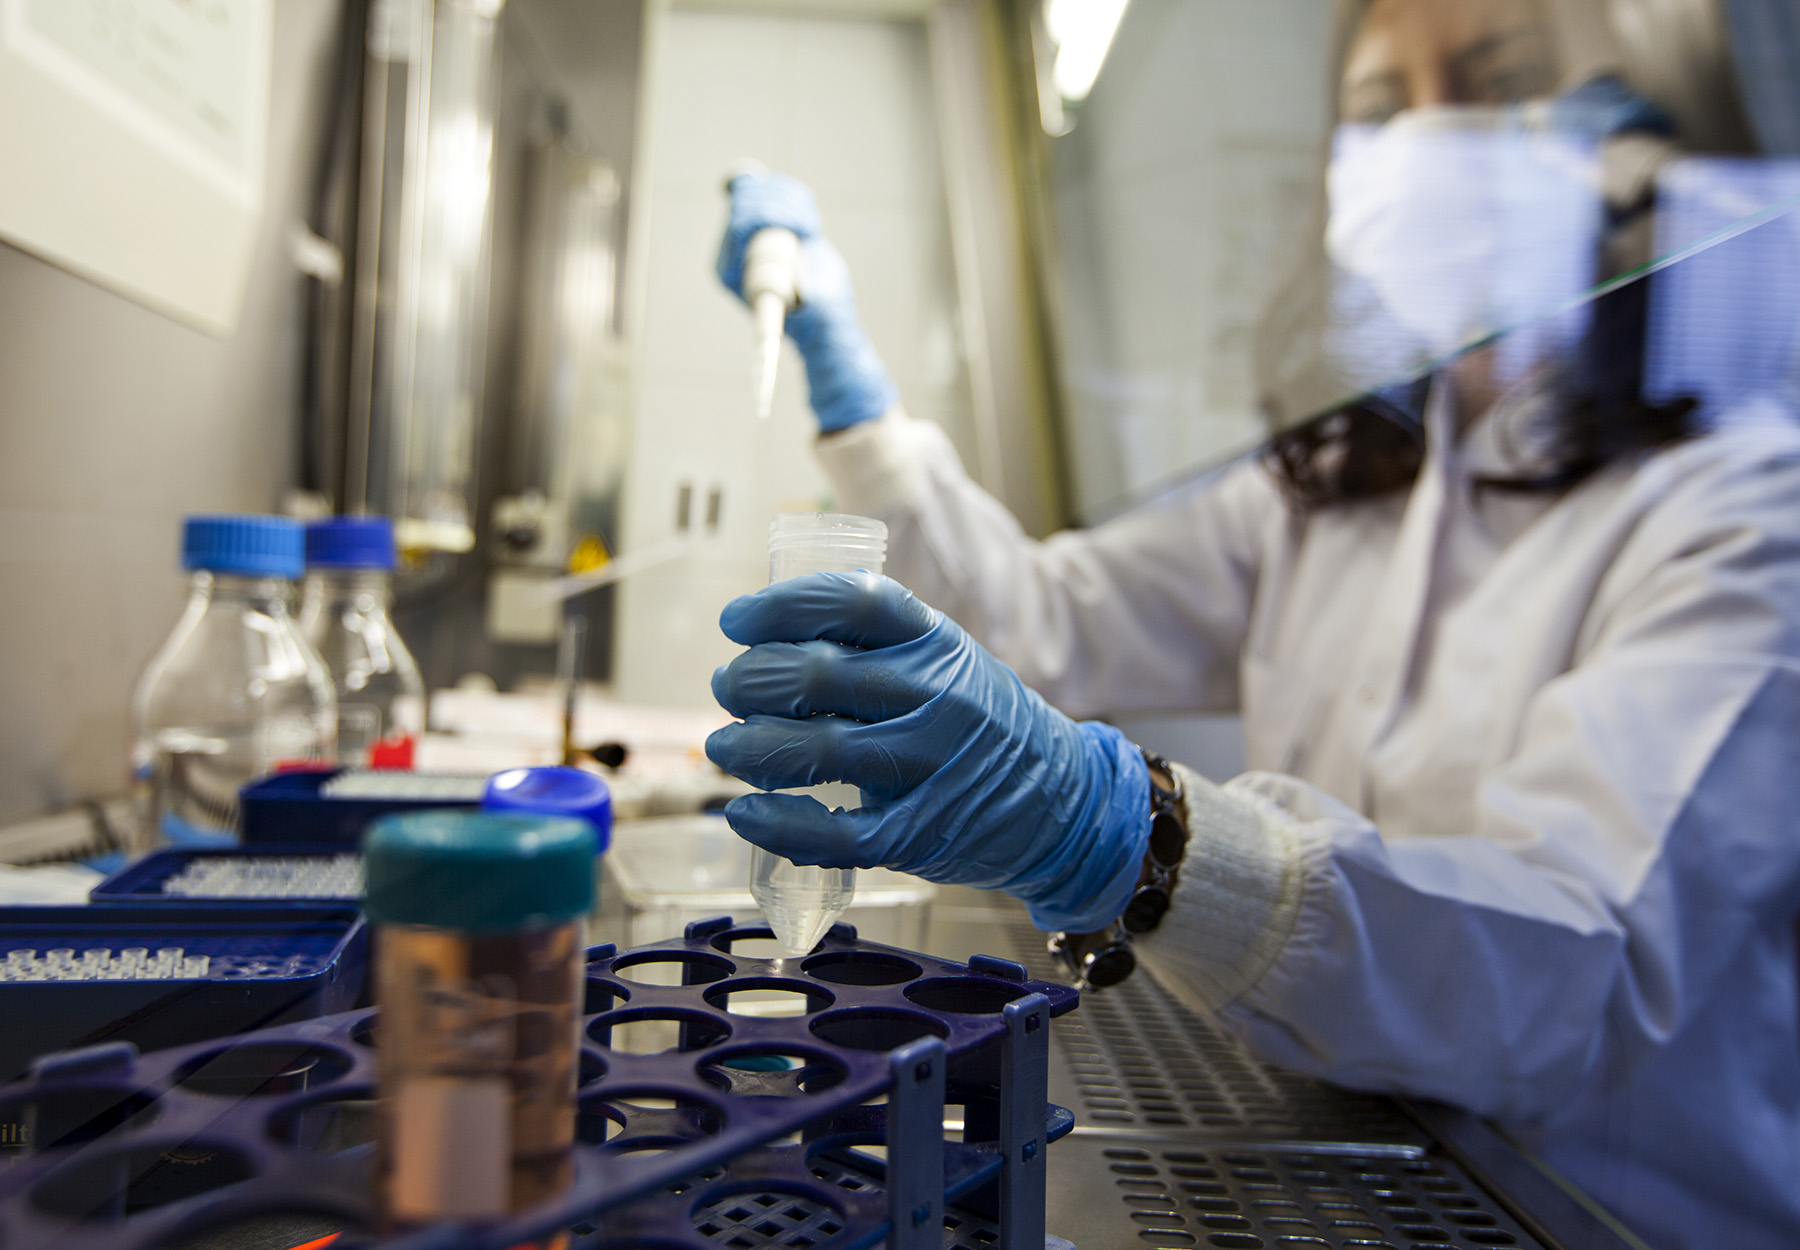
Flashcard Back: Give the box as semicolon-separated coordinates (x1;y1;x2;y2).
375;921;582;1227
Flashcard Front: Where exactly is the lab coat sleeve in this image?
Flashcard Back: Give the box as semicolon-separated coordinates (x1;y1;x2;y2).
1135;444;1800;1123
814;410;1283;717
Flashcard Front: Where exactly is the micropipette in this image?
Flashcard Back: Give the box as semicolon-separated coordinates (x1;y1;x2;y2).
743;226;799;420
726;162;801;421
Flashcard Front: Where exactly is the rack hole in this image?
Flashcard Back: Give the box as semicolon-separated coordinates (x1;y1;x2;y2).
584;978;630;1014
808;1008;948;1052
800;951;921;986
578;1049;608;1086
267;1089;377;1154
30;1141;257;1221
709;928;795;961
699;1050;848;1097
902;976;1028;1015
588;1009;731;1056
609;952;735;986
0;1086;159;1156
175;1044;352;1098
704;978;834;1018
578;1089;725;1147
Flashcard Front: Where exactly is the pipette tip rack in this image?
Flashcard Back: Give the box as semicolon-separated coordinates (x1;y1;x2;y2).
0;917;1078;1250
0;905;368;1088
91;847;364;904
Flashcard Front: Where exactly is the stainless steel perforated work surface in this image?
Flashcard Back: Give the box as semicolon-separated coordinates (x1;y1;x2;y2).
986;919;1606;1250
1050;974;1426;1148
1048;1137;1541;1250
1001;922;1421;1148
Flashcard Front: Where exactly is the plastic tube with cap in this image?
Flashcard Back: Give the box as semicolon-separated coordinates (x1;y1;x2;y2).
364;810;594;1227
751;514;888;956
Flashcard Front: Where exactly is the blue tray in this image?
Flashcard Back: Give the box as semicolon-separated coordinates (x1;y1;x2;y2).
89;846;362;906
239;770;487;846
0;905;367;1085
0;917;1076;1250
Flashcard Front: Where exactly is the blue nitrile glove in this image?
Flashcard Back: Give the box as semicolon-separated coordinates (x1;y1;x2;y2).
705;572;1152;932
717;172;898;433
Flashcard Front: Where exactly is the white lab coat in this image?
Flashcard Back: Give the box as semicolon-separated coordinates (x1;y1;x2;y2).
815;387;1800;1249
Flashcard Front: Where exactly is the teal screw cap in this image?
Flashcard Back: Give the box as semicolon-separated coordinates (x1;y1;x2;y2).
363;810;596;933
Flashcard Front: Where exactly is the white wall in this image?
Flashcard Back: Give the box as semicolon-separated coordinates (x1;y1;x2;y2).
613;6;973;708
0;0;346;825
1052;0;1334;520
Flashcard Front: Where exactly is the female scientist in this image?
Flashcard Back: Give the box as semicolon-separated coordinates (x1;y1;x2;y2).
705;0;1800;1244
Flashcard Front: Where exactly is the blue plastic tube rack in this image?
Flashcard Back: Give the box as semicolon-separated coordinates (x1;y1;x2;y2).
0;917;1078;1250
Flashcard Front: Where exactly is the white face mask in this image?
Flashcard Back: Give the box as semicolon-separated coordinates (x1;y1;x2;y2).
1326;107;1605;372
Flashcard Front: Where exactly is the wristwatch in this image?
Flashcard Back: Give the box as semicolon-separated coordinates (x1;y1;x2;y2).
1049;749;1190;989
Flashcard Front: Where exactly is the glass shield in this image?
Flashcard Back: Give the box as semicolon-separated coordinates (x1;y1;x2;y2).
1038;0;1798;523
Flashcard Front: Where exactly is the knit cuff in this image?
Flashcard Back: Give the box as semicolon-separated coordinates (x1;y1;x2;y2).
1132;766;1310;1013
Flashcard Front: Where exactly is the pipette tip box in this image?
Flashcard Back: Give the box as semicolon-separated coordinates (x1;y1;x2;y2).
238;768;487;845
0;904;367;1085
89;846;363;906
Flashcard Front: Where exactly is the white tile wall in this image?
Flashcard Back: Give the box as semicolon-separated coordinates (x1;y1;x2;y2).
614;8;972;708
1052;0;1333;519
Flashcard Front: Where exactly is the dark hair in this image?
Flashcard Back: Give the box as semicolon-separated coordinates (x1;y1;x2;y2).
1263;265;1700;511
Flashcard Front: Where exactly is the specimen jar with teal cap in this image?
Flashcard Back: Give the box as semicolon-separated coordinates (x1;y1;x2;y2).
363;809;595;1229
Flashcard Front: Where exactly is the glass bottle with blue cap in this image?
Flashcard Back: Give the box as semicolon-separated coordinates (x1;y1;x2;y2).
131;515;336;850
364;808;595;1228
299;516;426;769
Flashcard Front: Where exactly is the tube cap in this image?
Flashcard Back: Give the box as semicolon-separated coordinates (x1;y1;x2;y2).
363;810;596;932
306;516;398;570
483;767;612;853
182;515;305;579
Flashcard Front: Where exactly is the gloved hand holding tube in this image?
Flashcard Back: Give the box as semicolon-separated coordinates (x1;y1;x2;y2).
717;171;897;432
705;572;1152;932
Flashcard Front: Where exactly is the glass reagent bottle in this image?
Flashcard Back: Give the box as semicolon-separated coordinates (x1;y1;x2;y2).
299;516;426;768
752;513;888;956
131;515;335;849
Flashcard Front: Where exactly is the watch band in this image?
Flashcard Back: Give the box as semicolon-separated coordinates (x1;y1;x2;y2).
1050;749;1190;989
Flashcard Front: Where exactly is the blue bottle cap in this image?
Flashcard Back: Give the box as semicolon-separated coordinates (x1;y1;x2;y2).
182;515;305;580
363;810;596;932
305;516;398;570
484;767;612;853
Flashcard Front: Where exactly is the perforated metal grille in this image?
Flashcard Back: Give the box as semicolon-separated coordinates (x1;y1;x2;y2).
1065;983;1421;1143
1072;1138;1544;1249
1004;923;1422;1145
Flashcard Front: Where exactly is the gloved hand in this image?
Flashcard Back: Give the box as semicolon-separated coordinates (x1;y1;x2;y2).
705;572;1151;931
717;171;897;432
